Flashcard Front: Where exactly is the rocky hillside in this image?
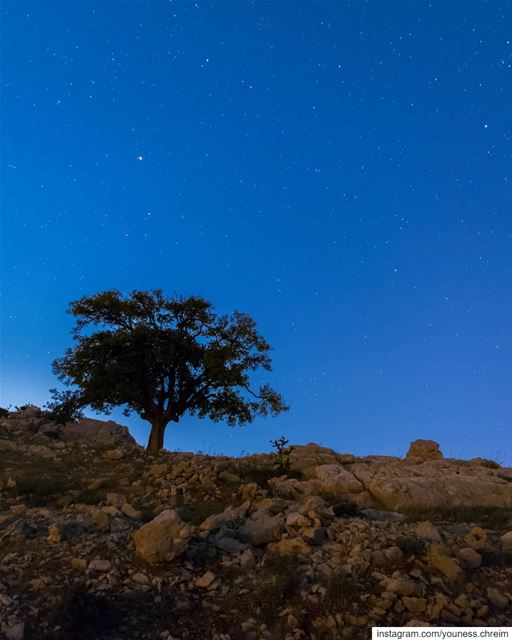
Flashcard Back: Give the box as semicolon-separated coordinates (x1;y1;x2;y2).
0;407;511;640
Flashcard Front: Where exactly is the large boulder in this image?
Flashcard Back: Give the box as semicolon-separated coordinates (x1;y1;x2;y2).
406;439;443;461
133;509;191;564
314;464;363;495
61;417;137;447
238;512;285;546
351;458;512;511
288;443;349;477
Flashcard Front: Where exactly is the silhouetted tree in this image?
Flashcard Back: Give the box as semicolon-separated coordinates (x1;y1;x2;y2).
51;289;288;452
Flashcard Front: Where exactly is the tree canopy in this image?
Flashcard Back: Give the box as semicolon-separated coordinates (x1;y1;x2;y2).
51;289;288;451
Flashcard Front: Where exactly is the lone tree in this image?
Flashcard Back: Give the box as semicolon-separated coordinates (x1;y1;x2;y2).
51;289;288;452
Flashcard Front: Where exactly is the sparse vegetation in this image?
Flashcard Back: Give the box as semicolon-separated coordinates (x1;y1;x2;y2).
403;506;512;530
255;555;303;621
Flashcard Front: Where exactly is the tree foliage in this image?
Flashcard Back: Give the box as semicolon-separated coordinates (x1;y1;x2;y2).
51;289;288;451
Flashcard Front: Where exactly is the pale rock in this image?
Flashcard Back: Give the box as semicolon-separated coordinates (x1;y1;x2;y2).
195;571;216;588
415;521;441;542
406;439;443;460
456;547;482;569
402;597;427;613
239;547;256;567
148;463;167;477
285;512;310;528
383;546;404;564
71;557;87;570
215;537;246;554
268;537;311;557
302;526;326;545
87;558;112;572
106;492;126;508
3;622;24;640
47;523;61;543
105;448;124;461
486;588;508;609
122;502;143;520
314;464;363;495
499;530;512;553
464;526;487;550
133;509;191;564
427;544;462;581
269;476;316;500
239;513;285;546
132;572;150;585
383;578;424;597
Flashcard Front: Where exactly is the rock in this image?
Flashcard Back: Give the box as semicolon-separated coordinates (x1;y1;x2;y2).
486;587;508;609
218;470;240;484
499;530;512;553
132;572;150;585
402;597;427;613
456;547;482;569
149;464;167;478
357;458;512;511
384;577;424;597
238;513;285;546
122;502;143;520
106;492;126;508
406;439;443;460
415;521;441;542
427;544;462;581
47;523;62;543
383;545;403;564
195;571;216;588
198;503;249;539
268;476;316;500
71;557;87;570
133;509;191;564
91;508;110;531
285;512;310;528
314;464;363;495
105;448;124;461
3;622;25;640
287;443;343;477
87;558;112;572
268;537;311;557
464;526;487;550
60;416;136;447
215;537;246;554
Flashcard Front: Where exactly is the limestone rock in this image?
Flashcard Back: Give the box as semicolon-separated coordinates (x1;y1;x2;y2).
406;439;443;461
268;537;311;557
464;526;487;550
415;521;441;542
427;544;462;581
314;464;363;495
238;512;285;546
133;509;191;564
456;547;482;569
195;571;216;588
499;530;512;553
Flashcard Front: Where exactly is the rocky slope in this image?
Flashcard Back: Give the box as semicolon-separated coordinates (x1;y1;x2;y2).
0;407;511;640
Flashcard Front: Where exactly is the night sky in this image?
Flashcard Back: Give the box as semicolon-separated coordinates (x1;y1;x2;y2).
2;1;511;463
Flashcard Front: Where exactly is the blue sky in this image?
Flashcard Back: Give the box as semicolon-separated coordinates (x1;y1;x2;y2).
1;1;511;463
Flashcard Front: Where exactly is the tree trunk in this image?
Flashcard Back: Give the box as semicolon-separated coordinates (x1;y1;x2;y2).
147;418;168;452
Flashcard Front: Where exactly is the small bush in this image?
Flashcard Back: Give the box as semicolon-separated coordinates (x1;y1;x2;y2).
179;501;228;525
0;406;10;419
326;571;362;606
332;502;358;517
395;536;426;556
403;506;512;530
255;555;302;621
